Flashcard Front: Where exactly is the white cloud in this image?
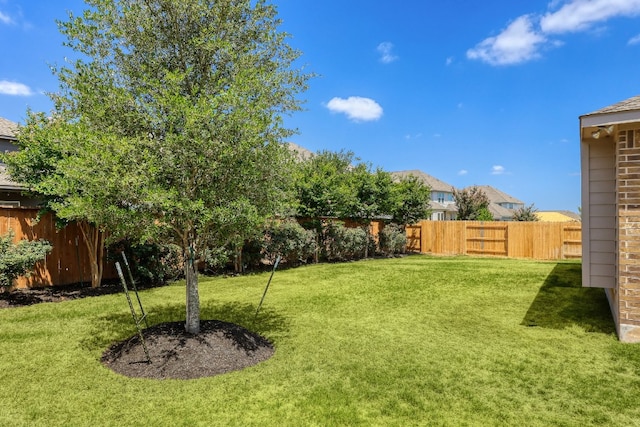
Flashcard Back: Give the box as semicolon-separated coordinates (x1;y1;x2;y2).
467;15;546;66
491;165;506;175
377;42;398;64
629;34;640;45
0;11;13;25
326;96;383;122
446;56;454;66
0;80;33;96
541;0;640;34
469;0;640;66
458;169;468;176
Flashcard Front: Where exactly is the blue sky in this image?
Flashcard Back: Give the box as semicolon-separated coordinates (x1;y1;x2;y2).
2;1;640;211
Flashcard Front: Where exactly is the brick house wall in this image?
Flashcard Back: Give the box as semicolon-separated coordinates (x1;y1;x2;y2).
616;127;640;341
580;95;640;343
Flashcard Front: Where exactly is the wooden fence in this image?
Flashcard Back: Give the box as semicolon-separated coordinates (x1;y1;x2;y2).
405;220;581;260
2;208;582;288
0;208;117;288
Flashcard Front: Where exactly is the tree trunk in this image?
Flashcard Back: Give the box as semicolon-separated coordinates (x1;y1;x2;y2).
184;242;200;334
233;246;242;273
78;221;104;288
363;224;370;259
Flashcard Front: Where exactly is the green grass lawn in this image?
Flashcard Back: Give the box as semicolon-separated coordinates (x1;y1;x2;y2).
2;255;639;426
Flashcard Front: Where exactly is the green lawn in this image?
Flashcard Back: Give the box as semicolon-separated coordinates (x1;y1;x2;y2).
2;256;638;426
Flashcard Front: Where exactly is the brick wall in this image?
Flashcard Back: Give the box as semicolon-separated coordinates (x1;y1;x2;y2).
617;128;640;341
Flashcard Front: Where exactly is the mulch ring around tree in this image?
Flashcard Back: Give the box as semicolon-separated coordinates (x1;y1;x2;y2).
101;320;275;380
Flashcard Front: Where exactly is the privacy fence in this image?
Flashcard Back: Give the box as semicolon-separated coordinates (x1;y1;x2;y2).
0;208;117;288
405;220;582;260
2;208;582;288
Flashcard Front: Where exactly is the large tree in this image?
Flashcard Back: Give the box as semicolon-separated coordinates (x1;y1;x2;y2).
293;150;357;220
389;174;431;227
347;164;393;258
294;150;432;227
13;0;310;334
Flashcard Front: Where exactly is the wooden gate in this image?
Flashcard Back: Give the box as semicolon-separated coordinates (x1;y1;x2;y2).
466;223;508;256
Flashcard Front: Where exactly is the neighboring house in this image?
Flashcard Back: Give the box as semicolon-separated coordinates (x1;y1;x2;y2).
1;118;19;207
580;94;640;342
472;185;525;221
392;170;457;220
0;164;24;208
0;117;18;154
536;211;581;222
0;117;40;208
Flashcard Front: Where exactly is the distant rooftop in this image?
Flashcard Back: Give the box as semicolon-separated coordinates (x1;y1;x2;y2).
473;185;524;205
537;211;581;222
0;117;18;140
286;142;314;161
0;164;24;190
391;170;454;193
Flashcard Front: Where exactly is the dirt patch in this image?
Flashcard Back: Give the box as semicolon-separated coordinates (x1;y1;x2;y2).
102;320;274;379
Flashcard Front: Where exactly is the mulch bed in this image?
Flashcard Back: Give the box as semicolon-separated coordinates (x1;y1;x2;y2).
102;320;274;380
0;281;124;308
1;284;274;380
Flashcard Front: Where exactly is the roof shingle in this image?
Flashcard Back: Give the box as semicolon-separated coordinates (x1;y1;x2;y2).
473;185;524;205
0;164;23;190
0;117;18;140
391;170;454;193
583;95;640;116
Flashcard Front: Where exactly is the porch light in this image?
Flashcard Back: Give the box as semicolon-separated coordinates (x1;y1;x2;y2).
591;124;614;139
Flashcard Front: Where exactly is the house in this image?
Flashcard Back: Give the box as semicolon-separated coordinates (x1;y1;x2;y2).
472;185;525;221
391;170;457;220
580;94;640;342
0;117;40;208
0;117;41;208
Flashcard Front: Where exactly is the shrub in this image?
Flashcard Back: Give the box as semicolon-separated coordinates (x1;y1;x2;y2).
239;237;264;271
323;222;369;262
108;240;183;286
378;223;407;256
263;220;317;265
512;203;540;221
0;230;52;287
476;207;494;221
203;246;232;274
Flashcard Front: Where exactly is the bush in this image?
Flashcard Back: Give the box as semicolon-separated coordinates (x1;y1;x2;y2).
476;207;494;221
108;240;183;286
323;222;369;262
378;223;407;256
0;230;52;287
263;220;317;265
238;238;264;271
203;246;232;274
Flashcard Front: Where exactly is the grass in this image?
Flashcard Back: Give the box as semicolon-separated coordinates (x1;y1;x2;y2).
1;255;639;426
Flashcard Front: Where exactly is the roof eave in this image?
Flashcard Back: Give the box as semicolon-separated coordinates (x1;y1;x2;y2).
580;109;640;128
